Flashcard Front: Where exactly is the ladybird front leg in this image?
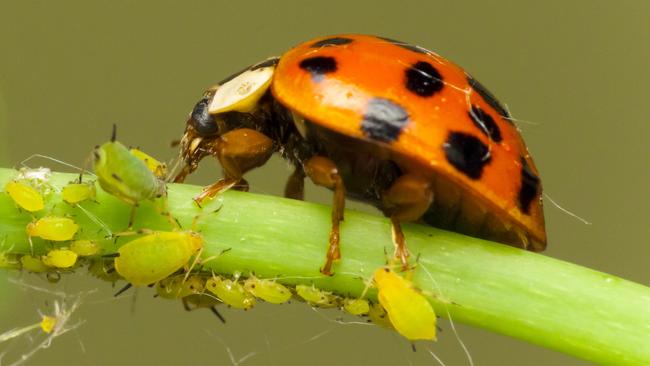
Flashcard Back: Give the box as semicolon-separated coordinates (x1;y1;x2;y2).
194;128;274;204
303;156;345;276
381;174;434;270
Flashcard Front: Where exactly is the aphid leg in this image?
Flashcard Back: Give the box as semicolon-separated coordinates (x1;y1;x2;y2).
127;204;138;229
284;165;305;200
303;156;345;275
381;174;434;270
114;283;133;297
194;128;275;205
209;307;227;324
182;247;203;283
154;197;181;230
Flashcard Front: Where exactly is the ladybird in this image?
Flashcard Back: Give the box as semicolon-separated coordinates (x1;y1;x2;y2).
175;34;546;275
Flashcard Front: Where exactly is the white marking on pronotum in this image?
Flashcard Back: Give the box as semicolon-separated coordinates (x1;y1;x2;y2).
209;64;275;114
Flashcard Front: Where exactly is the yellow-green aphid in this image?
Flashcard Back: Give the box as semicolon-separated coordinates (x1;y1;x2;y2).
129;147;168;179
343;298;370;316
156;275;204;299
40;315;57;334
87;258;121;283
373;267;437;341
42;249;78;269
26;216;79;241
114;231;203;286
295;284;339;308
93;127;169;228
70;239;100;256
206;275;256;310
20;255;50;273
367;302;393;329
0;252;21;269
243;276;292;304
62;180;96;204
4;180;45;212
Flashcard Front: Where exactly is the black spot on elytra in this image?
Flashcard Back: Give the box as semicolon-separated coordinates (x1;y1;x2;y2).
299;56;337;82
377;36;433;55
518;157;540;214
310;37;353;48
467;75;512;121
361;98;409;142
250;57;279;71
190;95;218;136
405;61;444;97
468;105;502;142
443;132;491;179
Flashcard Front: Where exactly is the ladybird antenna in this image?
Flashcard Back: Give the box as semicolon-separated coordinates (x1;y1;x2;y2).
111;124;117;142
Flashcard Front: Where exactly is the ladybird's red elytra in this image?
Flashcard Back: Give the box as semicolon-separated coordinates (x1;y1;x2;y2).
175;34;546;275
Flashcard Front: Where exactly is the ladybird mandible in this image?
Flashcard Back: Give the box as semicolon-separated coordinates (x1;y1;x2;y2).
175;34;546;275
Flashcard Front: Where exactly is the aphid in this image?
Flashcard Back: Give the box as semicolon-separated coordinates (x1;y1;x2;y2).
113;230;203;286
87;258;121;283
42;249;78;269
206;275;256;310
4;180;45;212
40;315;57;334
93;126;171;228
20;255;50;273
342;298;370;316
129;147;168;179
26;216;79;241
295;284;339;308
61;179;96;205
156;275;227;323
373;267;437;341
243;276;292;304
70;239;101;256
0;252;21;269
155;275;205;299
175;34;547;275
367;302;393;330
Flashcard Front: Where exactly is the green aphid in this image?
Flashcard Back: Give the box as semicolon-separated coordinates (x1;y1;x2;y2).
206;275;256;310
20;255;50;273
343;298;370;316
93;126;171;228
243;276;292;304
295;284;340;308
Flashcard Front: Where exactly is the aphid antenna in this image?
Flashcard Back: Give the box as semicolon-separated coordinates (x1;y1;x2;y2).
20;154;96;178
74;204;112;237
420;264;474;366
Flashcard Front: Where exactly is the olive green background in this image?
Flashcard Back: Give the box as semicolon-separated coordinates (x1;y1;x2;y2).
0;1;648;365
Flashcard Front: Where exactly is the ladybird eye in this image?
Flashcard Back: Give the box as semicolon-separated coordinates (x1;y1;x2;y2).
190;96;218;136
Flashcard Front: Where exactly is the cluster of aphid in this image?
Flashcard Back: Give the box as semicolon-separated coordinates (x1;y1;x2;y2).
0;130;438;342
2;166;98;278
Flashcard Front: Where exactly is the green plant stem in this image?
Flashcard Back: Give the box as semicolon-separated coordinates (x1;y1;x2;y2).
0;167;649;365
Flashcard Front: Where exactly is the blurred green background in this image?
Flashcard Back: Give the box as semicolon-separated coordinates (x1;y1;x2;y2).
0;1;648;365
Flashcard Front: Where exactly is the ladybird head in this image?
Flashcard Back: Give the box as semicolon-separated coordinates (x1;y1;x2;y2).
175;58;278;182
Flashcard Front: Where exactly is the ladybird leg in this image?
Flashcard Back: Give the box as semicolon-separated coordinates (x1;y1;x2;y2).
382;175;434;270
194;128;274;204
284;166;305;200
303;156;345;275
